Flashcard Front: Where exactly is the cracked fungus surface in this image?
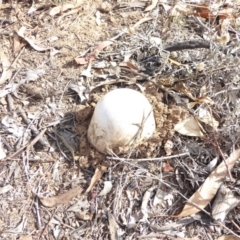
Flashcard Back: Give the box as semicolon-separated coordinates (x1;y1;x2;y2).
75;85;189;161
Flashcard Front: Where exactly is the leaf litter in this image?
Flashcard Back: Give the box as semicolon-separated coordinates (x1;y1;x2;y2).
1;0;240;239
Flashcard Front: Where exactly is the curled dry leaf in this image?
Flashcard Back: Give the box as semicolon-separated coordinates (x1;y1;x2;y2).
175;148;240;218
212;184;240;221
17;27;52;52
163;161;174;173
13;33;25;56
144;0;158;12
198;108;219;129
141;186;156;221
85;162;108;193
174;117;204;137
49;0;83;16
40;187;83;207
75;41;113;65
98;181;113;196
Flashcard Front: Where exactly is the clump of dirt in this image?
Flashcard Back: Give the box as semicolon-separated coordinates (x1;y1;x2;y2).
75;84;189;160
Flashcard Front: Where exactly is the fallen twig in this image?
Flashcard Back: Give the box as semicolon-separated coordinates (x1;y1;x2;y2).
163;40;210;52
107;152;189;162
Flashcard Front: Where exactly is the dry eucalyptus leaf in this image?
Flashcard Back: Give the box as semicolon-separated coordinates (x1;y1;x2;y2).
13;33;25;56
19;236;33;240
98;181;113;196
69;83;88;103
17;27;52;52
174;117;204;137
40;187;83;207
212;184;240;221
81;64;92;78
196;96;215;105
176;148;240;218
85;162;108;193
198;108;219;129
49;1;82;16
144;0;158;12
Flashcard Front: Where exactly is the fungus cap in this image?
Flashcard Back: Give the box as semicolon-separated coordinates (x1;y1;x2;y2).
87;88;156;154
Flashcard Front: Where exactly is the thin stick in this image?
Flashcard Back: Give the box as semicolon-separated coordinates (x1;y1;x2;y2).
40;207;58;238
106;152;189;162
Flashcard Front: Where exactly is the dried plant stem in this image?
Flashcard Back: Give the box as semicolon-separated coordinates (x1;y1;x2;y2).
214;136;233;181
107;152;189;162
108;153;240;238
40;207;58;238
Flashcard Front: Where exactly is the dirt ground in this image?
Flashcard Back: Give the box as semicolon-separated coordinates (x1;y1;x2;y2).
1;0;240;239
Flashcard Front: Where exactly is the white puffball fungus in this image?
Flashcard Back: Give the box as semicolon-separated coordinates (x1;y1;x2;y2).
87;88;156;154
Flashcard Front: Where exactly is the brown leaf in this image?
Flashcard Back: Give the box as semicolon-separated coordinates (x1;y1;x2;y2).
174;117;204;137
196;96;215;105
175;148;240;217
57;6;82;25
85;162;108;193
17;27;52;52
192;5;214;20
173;82;196;101
163;161;174;172
132;17;153;29
75;41;113;65
144;0;158;12
13;33;25;56
40;187;83;207
49;1;83;16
